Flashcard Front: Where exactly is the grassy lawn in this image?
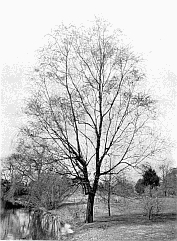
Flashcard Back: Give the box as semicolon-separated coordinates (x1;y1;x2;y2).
61;197;177;241
68;221;176;241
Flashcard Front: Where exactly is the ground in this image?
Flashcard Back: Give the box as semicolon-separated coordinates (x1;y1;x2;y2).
61;196;177;241
67;214;176;241
68;222;176;241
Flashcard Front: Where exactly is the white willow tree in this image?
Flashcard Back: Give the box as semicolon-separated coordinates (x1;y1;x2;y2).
24;19;161;222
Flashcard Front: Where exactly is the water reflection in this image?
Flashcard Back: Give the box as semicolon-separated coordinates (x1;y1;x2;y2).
0;205;74;240
1;207;31;240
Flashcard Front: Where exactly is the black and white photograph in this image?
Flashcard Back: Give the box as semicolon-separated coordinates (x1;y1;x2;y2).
0;1;177;240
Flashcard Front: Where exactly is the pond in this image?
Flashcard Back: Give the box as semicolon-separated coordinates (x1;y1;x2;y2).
0;204;74;240
1;207;32;240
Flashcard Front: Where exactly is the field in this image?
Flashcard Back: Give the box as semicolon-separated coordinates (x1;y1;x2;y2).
69;221;176;241
58;196;177;241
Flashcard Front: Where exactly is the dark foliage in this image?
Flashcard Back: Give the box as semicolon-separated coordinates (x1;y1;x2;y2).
142;167;160;189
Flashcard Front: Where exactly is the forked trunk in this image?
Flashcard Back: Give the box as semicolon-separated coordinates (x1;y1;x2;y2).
86;192;95;223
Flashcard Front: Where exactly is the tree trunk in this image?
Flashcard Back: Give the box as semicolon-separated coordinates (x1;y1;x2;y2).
148;206;153;220
164;190;167;197
108;191;111;216
108;169;111;216
86;192;95;223
149;186;152;197
107;155;111;216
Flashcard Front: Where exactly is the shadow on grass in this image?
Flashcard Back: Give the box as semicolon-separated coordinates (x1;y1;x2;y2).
78;212;177;230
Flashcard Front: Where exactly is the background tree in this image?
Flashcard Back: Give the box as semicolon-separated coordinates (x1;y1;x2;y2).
98;177;113;216
113;175;135;197
99;155;114;216
159;161;171;197
159;161;177;196
137;165;162;220
142;166;160;197
21;19;163;223
1;156;26;204
135;178;145;195
98;157;115;217
28;170;75;209
1;178;11;206
1;135;76;209
98;171;134;216
165;168;177;196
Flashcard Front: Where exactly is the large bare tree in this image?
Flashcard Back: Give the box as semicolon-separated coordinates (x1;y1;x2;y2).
23;19;161;222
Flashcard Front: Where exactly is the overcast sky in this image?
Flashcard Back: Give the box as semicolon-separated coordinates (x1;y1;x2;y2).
0;0;177;167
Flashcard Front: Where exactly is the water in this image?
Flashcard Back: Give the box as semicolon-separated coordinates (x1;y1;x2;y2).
0;207;74;240
0;208;32;240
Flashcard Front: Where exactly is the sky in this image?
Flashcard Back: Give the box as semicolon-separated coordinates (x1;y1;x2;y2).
0;0;177;169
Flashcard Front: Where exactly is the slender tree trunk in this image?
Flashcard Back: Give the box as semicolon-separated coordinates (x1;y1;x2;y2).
108;166;111;216
86;192;95;223
149;186;152;197
108;191;111;216
148;206;153;220
164;180;168;197
164;190;167;197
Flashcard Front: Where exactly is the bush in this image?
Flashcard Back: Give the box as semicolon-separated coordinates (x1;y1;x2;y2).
28;173;74;210
141;187;164;219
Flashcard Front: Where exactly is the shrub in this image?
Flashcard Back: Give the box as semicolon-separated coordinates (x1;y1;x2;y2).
141;187;164;219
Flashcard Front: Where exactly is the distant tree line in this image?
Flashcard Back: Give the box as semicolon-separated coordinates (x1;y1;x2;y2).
135;165;177;197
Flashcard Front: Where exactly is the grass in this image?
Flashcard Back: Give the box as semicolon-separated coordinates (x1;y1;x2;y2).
68;221;176;241
61;196;177;241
